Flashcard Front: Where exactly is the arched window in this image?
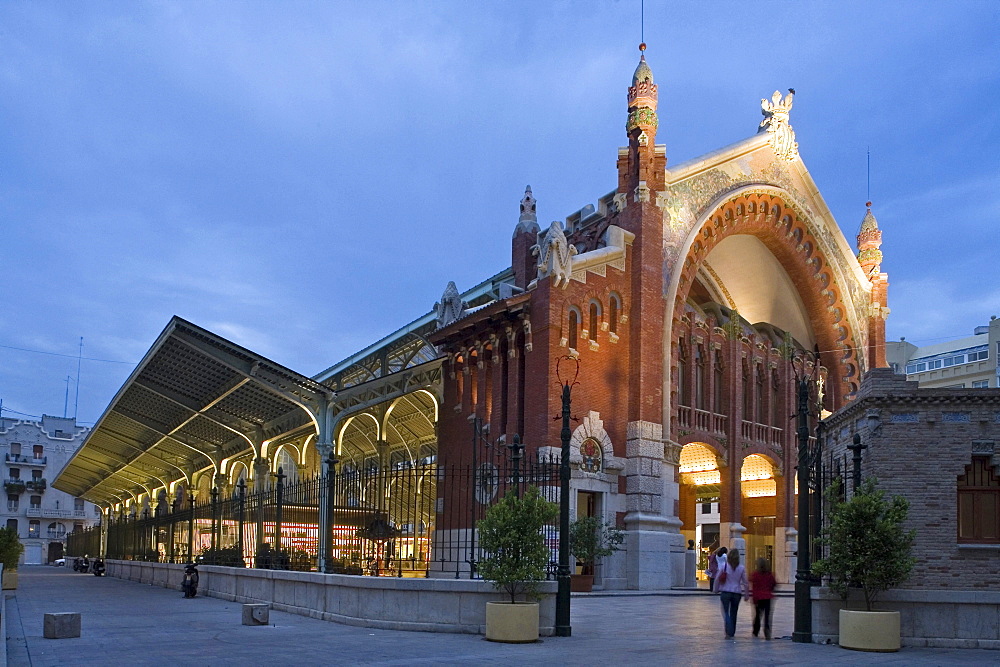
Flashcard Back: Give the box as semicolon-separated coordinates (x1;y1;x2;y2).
713;350;725;413
742;360;751;417
580;438;603;473
958;456;1000;543
755;364;765;424
568;309;580;350
609;294;620;335
694;345;705;410
588;301;600;342
277;448;299;485
678;340;689;406
770;368;780;426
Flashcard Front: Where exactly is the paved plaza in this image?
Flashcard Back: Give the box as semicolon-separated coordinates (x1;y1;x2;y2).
4;566;997;666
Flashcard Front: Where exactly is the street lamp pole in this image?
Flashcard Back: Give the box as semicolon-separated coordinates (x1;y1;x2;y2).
793;375;813;643
554;356;577;638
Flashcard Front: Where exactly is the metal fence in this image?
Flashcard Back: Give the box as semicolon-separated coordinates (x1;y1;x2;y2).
67;459;560;578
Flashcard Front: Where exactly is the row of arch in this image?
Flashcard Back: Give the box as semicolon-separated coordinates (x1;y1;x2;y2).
106;390;440;516
566;292;624;351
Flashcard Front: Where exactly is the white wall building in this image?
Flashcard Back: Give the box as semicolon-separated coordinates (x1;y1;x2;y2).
886;317;999;389
0;414;100;564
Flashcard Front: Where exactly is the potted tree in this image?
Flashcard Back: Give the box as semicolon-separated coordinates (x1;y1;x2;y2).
477;485;558;643
813;477;916;652
0;526;25;590
569;515;623;592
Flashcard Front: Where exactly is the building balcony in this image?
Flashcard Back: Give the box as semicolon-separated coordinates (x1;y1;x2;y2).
5;453;47;466
740;421;784;448
3;480;26;494
25;479;47;492
25;507;86;519
676;406;728;436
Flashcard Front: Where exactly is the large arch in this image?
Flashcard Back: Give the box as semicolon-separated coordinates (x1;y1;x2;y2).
666;187;868;421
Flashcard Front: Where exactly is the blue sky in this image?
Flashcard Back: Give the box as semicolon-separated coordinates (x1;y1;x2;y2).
1;1;998;425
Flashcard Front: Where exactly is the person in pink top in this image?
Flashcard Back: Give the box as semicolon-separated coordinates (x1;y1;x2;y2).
715;547;750;638
749;557;777;639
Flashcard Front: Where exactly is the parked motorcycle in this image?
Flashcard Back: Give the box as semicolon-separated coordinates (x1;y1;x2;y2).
181;563;199;598
92;558;105;576
72;557;85;572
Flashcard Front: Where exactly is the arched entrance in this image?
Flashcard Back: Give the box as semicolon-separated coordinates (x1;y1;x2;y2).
678;442;722;579
740;454;778;570
669;189;870;582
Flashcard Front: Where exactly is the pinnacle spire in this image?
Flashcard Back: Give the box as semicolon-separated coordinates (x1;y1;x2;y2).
514;185;539;236
857;201;883;278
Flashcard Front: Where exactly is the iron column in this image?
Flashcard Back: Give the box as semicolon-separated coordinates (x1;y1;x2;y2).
554;380;572;637
793;376;812;643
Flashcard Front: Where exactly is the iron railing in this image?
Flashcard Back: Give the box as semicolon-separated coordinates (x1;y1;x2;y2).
67;460;560;578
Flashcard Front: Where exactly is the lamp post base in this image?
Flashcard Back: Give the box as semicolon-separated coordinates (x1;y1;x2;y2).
792;578;813;643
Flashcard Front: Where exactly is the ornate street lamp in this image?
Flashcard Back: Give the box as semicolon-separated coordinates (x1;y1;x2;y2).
792;372;823;644
554;355;579;638
847;433;867;493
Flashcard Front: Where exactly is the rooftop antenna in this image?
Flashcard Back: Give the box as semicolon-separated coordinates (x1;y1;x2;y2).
641;0;644;45
866;147;871;203
73;336;83;420
64;375;71;418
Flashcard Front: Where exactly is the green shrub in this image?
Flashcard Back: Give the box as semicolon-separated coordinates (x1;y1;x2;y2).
813;477;916;611
569;516;623;570
0;527;24;571
477;486;558;604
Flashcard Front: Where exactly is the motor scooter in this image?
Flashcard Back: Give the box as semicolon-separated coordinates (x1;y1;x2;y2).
72;557;84;572
181;563;199;598
92;558;105;576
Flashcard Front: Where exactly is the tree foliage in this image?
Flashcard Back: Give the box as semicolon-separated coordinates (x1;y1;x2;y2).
569;515;624;567
813;477;916;611
0;527;24;572
477;486;558;604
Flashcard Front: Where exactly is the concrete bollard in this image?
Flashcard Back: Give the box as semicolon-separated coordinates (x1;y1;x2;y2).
242;603;269;626
44;612;81;639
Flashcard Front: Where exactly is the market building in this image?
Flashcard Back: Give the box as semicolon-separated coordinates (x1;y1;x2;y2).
56;46;888;589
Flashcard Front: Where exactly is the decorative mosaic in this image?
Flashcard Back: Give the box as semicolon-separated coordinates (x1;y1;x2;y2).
890;413;919;423
942;412;971;423
658;154;871;372
972;440;996;455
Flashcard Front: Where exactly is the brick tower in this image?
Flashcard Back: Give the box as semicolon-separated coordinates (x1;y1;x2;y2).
857;202;889;368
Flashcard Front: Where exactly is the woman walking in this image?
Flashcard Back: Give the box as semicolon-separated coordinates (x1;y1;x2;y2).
749;558;777;639
716;548;749;638
707;546;727;592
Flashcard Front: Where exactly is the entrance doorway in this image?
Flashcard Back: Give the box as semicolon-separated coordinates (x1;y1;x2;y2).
575;491;601;577
48;541;64;563
744;515;775;570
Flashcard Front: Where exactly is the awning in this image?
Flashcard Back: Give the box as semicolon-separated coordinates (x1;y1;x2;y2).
53;317;332;506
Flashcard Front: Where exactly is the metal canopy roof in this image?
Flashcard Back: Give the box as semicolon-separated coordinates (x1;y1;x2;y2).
54;316;331;506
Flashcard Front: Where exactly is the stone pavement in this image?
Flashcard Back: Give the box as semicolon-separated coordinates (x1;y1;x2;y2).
5;566;997;666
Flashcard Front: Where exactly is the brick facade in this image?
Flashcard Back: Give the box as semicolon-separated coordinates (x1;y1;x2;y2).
428;50;886;589
823;368;1000;590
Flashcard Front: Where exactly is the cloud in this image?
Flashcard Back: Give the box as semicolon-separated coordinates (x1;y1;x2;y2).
887;277;1000;344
